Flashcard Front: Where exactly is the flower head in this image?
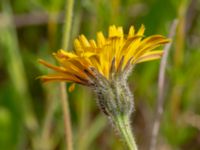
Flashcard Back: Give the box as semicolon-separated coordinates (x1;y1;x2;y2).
39;25;170;90
39;25;170;150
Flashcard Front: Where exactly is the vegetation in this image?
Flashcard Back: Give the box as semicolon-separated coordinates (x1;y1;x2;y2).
0;0;200;149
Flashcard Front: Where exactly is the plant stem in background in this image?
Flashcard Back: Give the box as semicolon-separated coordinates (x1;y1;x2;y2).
60;82;72;150
62;0;74;50
48;12;59;50
39;11;60;150
170;0;189;122
149;20;178;150
77;114;107;150
60;0;74;150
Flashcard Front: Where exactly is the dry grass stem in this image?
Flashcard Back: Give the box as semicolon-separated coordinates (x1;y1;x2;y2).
60;82;73;150
150;19;178;150
59;0;74;149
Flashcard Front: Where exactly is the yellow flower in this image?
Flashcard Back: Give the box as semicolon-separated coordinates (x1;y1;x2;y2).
39;25;170;90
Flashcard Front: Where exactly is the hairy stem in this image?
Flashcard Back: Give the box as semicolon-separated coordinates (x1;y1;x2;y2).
113;114;137;150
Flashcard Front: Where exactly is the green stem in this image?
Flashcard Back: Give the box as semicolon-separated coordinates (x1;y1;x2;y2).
62;0;74;50
114;115;138;150
60;0;74;150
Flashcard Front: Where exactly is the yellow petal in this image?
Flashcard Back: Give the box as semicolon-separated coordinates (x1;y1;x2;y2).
136;50;163;63
109;25;123;38
108;25;117;37
39;25;170;83
133;36;170;59
117;26;124;37
79;34;90;47
89;40;97;48
81;52;97;58
53;49;78;60
74;39;83;54
122;36;144;67
128;26;135;38
97;32;106;47
89;55;102;73
136;24;145;36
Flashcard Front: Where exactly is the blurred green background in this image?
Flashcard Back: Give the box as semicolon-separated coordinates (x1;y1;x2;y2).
0;0;200;149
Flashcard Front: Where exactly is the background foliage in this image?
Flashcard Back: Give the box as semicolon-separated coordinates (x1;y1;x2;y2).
0;0;200;149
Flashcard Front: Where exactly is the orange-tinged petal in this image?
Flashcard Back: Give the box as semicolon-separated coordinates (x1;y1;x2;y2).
69;83;76;92
63;61;89;79
38;59;67;73
39;74;84;84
